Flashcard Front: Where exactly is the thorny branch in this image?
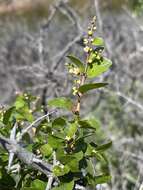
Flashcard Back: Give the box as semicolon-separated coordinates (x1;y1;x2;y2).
0;135;52;176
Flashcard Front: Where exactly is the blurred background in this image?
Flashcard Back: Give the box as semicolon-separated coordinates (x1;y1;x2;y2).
0;0;143;189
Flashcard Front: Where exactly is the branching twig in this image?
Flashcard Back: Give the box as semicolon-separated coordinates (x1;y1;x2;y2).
18;110;56;141
8;122;18;171
46;151;57;190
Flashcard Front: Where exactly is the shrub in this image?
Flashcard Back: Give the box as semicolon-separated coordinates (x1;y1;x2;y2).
0;16;112;190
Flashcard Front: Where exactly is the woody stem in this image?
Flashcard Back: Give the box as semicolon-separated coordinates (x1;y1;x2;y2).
74;55;89;115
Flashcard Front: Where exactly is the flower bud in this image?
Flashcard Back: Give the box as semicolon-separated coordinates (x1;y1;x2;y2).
74;68;80;75
88;59;92;64
88;30;93;36
93;26;96;31
90;38;94;42
76;80;81;84
96;55;101;60
72;87;78;96
83;38;88;45
84;46;90;53
93;16;96;21
69;68;74;73
65;136;71;141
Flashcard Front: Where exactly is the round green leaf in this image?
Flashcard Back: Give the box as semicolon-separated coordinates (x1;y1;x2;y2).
48;97;73;110
52;181;74;190
53;165;70;176
40;144;53;157
87;58;112;78
48;135;63;149
31;179;46;190
52;117;66;129
92;37;104;46
66;122;77;138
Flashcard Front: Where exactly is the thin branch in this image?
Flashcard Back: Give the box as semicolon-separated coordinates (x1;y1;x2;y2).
94;0;112;57
8;122;18;171
18;110;56;141
75;184;87;190
139;183;143;190
46;151;57;190
52;34;82;70
117;91;143;112
103;88;143;112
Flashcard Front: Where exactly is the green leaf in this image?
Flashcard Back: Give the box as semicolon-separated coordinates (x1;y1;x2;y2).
53;165;70;177
58;151;83;172
0;172;16;188
94;174;111;185
75;138;87;153
31;179;46;190
78;120;96;130
67;55;84;72
85;145;103;161
78;83;108;94
3;107;15;125
92;37;104;46
52;181;74;190
66;122;77;138
52;117;66;129
58;155;75;165
85;144;94;157
94;152;107;161
73;151;83;161
85;118;100;130
40;144;53;157
95;141;112;152
48;97;72;110
16;107;34;122
87;58;112;78
67;158;79;172
87;173;111;186
14;96;26;109
48;135;63;149
87;159;95;176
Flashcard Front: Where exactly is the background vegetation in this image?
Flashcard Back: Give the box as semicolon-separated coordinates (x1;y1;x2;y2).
0;0;143;190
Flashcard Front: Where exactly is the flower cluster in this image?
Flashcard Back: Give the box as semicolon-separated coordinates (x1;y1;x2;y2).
83;16;104;66
65;63;80;76
83;16;97;55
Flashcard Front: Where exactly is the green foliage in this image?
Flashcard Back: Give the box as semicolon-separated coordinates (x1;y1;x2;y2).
87;57;112;78
78;83;108;94
3;107;15;125
87;174;111;186
0;16;112;190
22;179;47;190
92;37;105;46
40;144;53;157
130;0;143;15
95;141;112;152
67;55;84;72
48;97;73;110
51;181;74;190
